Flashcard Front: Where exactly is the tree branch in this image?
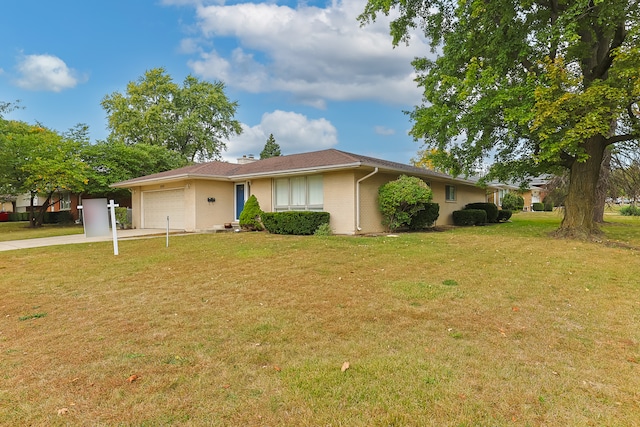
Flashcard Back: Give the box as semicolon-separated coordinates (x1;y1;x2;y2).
591;23;627;80
605;134;639;146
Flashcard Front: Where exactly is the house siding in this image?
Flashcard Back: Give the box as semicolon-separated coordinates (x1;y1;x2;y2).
194;180;234;230
357;171;397;234
430;180;487;224
248;178;272;214
323;170;358;234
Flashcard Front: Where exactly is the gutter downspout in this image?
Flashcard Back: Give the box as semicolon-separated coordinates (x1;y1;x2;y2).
356;167;379;231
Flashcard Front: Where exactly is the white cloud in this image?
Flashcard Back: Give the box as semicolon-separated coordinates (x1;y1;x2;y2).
185;0;427;106
15;54;84;92
374;125;396;136
222;110;338;161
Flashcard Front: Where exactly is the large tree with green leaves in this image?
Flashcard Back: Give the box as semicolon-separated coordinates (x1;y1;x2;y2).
0;119;88;227
360;0;640;238
101;68;242;162
82;138;189;199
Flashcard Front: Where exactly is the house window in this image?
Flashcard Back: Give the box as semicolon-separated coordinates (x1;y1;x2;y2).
59;192;71;211
445;185;456;202
275;175;323;211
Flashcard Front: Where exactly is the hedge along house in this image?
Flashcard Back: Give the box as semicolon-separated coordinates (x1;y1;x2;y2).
111;149;492;235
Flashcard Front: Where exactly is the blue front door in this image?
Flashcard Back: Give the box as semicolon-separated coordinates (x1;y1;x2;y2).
235;184;245;220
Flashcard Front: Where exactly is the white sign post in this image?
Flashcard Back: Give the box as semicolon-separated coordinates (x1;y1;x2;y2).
108;199;120;256
166;216;170;248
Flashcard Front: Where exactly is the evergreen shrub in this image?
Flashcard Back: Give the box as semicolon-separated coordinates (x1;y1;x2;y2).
497;210;513;222
262;211;330;235
43;211;74;224
464;202;498;223
544;202;554;212
239;195;264;231
314;223;333;236
408;202;440;230
620;205;640;216
497;209;513;222
532;202;545;211
452;209;486;226
501;193;524;211
9;212;29;221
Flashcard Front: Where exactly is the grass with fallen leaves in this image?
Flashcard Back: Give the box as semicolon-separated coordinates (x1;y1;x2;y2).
1;212;639;426
0;222;83;242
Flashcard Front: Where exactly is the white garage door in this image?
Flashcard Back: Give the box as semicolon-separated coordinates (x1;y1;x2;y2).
143;189;185;229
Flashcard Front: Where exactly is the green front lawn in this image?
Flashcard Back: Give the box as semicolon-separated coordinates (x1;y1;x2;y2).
0;221;84;242
1;212;639;425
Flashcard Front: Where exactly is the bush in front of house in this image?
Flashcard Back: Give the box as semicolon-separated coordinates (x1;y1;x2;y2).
44;211;75;224
408;202;440;230
453;209;487;226
544;202;554;211
378;175;433;232
497;210;513;222
532;202;545;211
239;195;264;231
262;211;330;235
464;202;498;223
9;212;29;221
7;211;74;223
500;193;524;212
314;222;333;236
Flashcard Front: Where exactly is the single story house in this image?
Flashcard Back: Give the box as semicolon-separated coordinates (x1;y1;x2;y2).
111;149;494;235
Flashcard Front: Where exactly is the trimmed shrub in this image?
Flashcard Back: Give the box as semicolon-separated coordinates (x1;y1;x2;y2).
532;202;545;211
42;211;74;224
544;202;554;212
452;209;487;226
497;210;513;222
7;211;73;223
378;175;433;231
620;205;640;216
501;193;524;212
239;195;264;231
262;211;330;235
408;202;440;230
464;202;498;223
9;212;29;221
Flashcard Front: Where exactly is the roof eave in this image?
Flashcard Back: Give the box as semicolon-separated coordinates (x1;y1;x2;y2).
110;173;231;188
229;163;362;179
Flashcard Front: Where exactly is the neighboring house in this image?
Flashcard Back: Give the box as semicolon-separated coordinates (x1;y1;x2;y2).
487;175;551;211
1;195;15;212
14;190;81;219
111;149;494;235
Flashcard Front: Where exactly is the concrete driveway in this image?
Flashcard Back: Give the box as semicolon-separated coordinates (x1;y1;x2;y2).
0;229;176;252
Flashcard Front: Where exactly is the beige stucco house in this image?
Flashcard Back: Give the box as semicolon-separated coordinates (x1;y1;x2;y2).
111;149;492;235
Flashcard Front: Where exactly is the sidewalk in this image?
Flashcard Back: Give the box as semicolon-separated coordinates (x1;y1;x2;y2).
0;229;174;252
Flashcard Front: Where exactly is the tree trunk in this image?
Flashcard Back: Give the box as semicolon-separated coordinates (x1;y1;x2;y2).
593;146;611;223
29;192;37;228
557;136;606;239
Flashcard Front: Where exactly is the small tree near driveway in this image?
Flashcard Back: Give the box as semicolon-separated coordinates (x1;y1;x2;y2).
378;175;433;232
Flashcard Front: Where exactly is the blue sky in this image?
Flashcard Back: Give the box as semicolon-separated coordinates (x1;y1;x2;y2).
0;0;430;164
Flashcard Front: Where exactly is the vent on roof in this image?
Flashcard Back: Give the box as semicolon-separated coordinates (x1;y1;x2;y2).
237;154;257;164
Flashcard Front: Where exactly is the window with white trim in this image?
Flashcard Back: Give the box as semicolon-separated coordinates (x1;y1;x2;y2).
445;185;456;202
274;175;323;211
59;192;71;210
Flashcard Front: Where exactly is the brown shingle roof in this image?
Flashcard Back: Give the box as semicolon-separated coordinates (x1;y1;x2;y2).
111;148;473;187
